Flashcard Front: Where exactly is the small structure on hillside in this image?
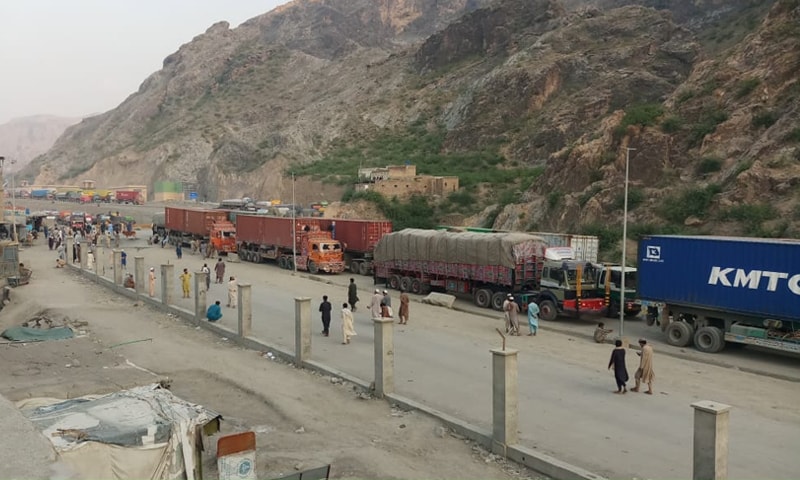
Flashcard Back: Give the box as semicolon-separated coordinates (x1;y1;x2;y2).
355;164;459;198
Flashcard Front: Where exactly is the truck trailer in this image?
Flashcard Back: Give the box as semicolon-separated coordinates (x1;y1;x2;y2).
236;215;345;274
638;235;800;354
164;207;236;253
373;229;605;320
115;190;144;205
317;219;393;275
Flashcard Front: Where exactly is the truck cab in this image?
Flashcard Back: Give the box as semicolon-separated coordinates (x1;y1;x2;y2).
210;222;237;253
596;265;641;317
296;231;344;274
534;247;606;320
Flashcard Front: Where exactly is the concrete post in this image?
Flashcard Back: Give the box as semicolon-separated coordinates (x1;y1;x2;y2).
66;236;74;265
134;257;144;294
112;250;122;285
294;297;311;365
160;264;174;306
79;243;87;269
373;318;395;397
491;348;519;455
692;400;731;480
194;272;207;322
237;283;252;338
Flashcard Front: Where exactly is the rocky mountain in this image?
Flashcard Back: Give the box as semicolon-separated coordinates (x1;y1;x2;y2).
0;115;81;170
24;0;799;251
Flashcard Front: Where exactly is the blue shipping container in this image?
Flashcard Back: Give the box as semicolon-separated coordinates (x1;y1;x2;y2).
638;235;800;322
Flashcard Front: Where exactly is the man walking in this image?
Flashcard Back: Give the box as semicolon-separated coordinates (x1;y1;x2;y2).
319;295;332;337
381;290;393;318
631;338;655;394
370;289;383;318
398;288;410;325
341;303;357;344
527;300;539;336
215;258;226;284
227;276;238;308
347;278;359;312
201;263;211;291
502;295;513;334
120;250;127;270
505;294;520;335
608;339;629;394
179;268;191;298
148;267;157;297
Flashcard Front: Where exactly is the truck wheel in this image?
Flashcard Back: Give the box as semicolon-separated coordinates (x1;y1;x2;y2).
358;262;370;276
308;261;319;274
694;326;725;353
400;276;413;292
388;275;401;290
410;279;423;294
278;256;287;269
287;258;295;271
665;322;694;347
350;260;360;273
474;288;492;308
491;292;506;311
538;300;558;321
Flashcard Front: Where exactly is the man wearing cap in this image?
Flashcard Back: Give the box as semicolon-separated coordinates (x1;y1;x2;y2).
370;289;383;318
631;339;655;394
502;294;514;334
381;290;393;318
505;295;520;335
148;267;157;297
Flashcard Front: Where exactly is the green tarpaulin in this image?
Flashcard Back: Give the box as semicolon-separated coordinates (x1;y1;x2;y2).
1;326;74;342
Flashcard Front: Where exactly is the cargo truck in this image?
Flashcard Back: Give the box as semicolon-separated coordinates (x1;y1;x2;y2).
317;219;393;275
164;207;236;253
597;265;641;318
235;215;345;273
115;190;143;205
638;235;800;354
436;227;600;262
373;229;605;320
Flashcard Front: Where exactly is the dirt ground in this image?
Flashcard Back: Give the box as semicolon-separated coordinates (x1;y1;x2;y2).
0;246;545;479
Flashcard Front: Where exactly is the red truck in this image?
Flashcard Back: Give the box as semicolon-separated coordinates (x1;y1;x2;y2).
236;215;345;273
115;190;144;205
317;219;393;275
373;229;605;319
164;207;236;253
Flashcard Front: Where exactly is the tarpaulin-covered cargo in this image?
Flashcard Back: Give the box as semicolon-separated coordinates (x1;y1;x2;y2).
18;383;221;480
528;232;599;263
374;229;546;268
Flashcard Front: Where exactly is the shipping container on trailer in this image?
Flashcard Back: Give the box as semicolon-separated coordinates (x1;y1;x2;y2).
638;235;800;354
235;215;343;273
317;219;393;275
164;207;236;253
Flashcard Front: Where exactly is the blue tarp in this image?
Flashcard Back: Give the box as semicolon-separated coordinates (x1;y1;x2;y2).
1;326;73;342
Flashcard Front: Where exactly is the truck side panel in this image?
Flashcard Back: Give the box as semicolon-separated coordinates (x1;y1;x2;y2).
318;219;392;253
236;215;322;249
166;207;229;237
638;235;800;322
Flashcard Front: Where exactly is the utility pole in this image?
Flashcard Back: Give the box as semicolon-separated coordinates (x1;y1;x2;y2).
620;147;635;338
292;172;297;273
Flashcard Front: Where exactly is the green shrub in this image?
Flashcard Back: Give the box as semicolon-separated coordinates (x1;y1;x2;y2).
547;190;562;210
627;223;684;239
735;78;761;99
659;184;721;223
619;103;664;129
720;203;778;224
661;115;683;134
579;223;622;250
785;127;800;142
689;109;728;147
448;190;475;207
696;157;723;174
752;110;779;129
612;188;645;211
676;90;696;104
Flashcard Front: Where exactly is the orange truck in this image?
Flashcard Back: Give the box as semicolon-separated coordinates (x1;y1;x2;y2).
235;215;344;273
164;207;236;254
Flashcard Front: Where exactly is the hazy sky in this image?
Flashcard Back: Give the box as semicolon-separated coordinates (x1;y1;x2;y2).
0;0;289;124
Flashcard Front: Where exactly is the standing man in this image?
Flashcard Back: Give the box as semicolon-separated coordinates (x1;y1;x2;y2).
398;288;410;325
176;243;183;260
506;294;520;336
502;295;513;334
215;258;226;284
527;300;540;336
608;339;629;394
347;278;359;312
148;267;157;297
370;289;383;318
381;290;393;317
631;339;655;395
341;303;357;344
319;295;332;337
201;263;211;291
179;268;191;298
120;250;127;270
227;276;238;308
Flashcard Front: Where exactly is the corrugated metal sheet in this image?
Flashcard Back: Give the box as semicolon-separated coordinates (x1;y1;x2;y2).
236;215;322;249
166;207;229;236
317;219;392;253
637;235;800;321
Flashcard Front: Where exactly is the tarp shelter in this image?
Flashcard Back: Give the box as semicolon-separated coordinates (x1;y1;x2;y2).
17;383;221;480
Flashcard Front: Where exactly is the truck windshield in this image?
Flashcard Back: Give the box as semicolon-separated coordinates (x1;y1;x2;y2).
609;270;637;288
321;243;341;251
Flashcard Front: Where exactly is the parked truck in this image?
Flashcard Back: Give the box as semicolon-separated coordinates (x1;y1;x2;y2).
596;265;641;318
115;190;143;205
436;227;600;262
638;235;800;354
235;215;345;273
373;229;605;320
164;207;236;253
317;219;393;275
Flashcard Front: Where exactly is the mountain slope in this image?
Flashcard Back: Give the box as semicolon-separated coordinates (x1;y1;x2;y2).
0;116;81;170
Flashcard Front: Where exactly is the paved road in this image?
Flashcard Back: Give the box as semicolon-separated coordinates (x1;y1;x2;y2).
59;237;800;480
